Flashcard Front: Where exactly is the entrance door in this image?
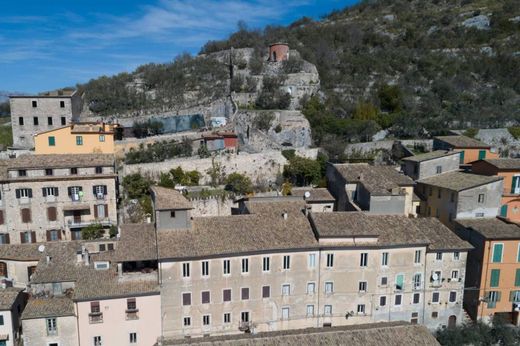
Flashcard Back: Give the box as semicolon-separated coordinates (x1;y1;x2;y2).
448;315;457;328
73;210;81;224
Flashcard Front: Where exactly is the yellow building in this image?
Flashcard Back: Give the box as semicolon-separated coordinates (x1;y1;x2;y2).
34;122;118;154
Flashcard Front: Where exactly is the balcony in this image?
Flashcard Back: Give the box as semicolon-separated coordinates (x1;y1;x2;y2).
67;218;113;228
89;312;103;324
126;309;139;320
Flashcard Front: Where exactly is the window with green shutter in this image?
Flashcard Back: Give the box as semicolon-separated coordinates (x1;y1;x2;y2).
490;269;500;287
492;244;503;263
501;205;508;218
48;136;55;146
515;269;520;287
459;151;465;164
478;150;486;160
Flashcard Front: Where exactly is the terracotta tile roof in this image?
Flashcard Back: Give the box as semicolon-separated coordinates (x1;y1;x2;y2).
4;154;114;170
0;288;23;311
332;163;414;195
456;218;520;240
402;150;459;163
418;171;503;191
163;321;440;346
291;187;335;202
150;185;193;210
0;243;43;261
114;224;157;262
29;241;88;283
310;212;472;251
479;159;520;170
22;297;74;319
435;135;490;148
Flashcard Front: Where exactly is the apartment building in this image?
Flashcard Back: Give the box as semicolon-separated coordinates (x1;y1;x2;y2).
0;288;25;346
433;135;497;165
0;154;117;243
151;187;470;338
401;150;460;181
471;159;520;222
326;163;416;216
9;90;82;149
33;122;119;155
454;218;520;324
416;171;503;226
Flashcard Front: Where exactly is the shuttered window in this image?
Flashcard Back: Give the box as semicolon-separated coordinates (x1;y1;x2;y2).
223;289;231;302
490;269;500;288
21;208;31;223
515;269;520;287
47;207;57;221
90;301;100;313
201;291;210;304
241;288;249;300
182;293;191;306
0;211;3;225
492;244;503;263
0;262;7;277
262;286;270;298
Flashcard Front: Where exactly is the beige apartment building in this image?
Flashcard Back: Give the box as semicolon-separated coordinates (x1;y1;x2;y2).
0;154;117;243
150;187;470;338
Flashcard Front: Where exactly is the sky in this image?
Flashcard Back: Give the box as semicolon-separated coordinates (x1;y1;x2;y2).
0;0;357;93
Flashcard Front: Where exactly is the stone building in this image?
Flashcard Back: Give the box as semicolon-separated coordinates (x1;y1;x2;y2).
326;163;416;216
0;154;117;243
148;189;470;338
9;90;82;149
268;43;289;62
433;135;498;166
416;171;503;226
0;288;25;346
401;150;461;181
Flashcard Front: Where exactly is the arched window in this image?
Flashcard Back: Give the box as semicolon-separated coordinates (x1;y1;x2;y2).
0;262;7;277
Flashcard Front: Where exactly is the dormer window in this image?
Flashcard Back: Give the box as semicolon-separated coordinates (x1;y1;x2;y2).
18;170;27;177
95;166;103;174
70;167;78;175
45;169;53;176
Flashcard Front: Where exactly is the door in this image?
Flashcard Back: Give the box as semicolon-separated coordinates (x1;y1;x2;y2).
448;315;457;328
73;210;81;224
478;150;486;160
501;205;508;218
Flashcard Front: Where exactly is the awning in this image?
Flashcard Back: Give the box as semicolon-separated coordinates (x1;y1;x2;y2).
63;204;90;211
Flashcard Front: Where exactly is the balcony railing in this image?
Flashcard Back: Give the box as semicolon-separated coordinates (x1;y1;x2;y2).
126;309;139;320
67;219;113;228
89;312;103;324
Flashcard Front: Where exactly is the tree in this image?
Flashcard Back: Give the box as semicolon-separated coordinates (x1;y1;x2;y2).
224;173;253;195
283;156;322;186
122;173;153;199
207;158;223;187
198;144;211;158
253;112;275;132
81;224;104;240
353;101;378;121
378;84;402;113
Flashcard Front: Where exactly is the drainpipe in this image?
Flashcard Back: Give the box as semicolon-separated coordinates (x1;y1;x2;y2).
422;248;427;325
480;241;492;321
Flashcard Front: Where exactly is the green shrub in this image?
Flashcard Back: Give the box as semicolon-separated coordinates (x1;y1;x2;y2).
253;112;275;131
81;224;104;240
224;173;253;195
508;127;520;139
463;128;479;138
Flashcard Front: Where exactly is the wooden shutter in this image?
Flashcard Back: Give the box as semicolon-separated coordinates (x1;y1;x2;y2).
5;234;9;244
182;293;191;306
46;230;51;242
93;186;97;196
57;230;62;240
20;233;25;244
68;187;72;196
104;205;108;218
0;211;3;225
54;187;59;196
15;189;20;199
90;301;100;313
223;289;231;302
21;209;31;223
28;189;32;198
31;231;36;243
0;262;7;277
94;205;98;219
71;230;77;241
42;188;47;197
103;185;107;194
47;207;57;222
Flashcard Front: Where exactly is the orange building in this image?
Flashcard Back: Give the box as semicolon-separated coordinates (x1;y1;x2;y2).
455;218;520;324
472;159;520;222
433;135;498;165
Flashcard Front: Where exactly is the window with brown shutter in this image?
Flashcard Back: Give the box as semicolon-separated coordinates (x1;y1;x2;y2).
201;291;210;304
47;207;57;221
127;298;137;311
182;293;191;306
0;262;7;277
90;301;100;313
21;208;31;223
0;234;10;245
31;231;36;243
223;289;231;302
89;301;102;323
262;286;270;298
0;211;3;225
241;288;249;300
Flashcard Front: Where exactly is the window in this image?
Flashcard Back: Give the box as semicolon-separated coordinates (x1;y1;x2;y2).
0;234;9;245
20;231;33;244
263;257;270;272
381;276;388;286
429;187;432;196
202;315;210;326
413;273;422;290
68;186;82;201
308;253;316;268
379;296;387;306
46;317;57;335
241;258;249;273
381;252;389;266
130;332;137;343
359;281;367;292
436;165;442;174
413;293;420;304
307;282;316;294
76;136;83;145
241;288;249;300
449;291;457;303
241;311;249;322
18;170;27;177
202;261;209;277
488;291;500;308
326;253;334;268
61;116;66;125
32;116;39;126
282;307;289;320
357;304;365;314
283;255;291;270
127;298;137;311
490;269;500;288
94;185;107;198
395;294;402;306
437;188;441;198
436;252;443;261
182;263;190;278
324;305;332;316
411;312;419;325
70;167;78;175
183;317;191;326
453;251;460;260
432;292;440;303
478;194;485;203
325;281;334;294
0;315;3;325
60;100;65;108
201;291;210;304
45;168;53;176
306;305;314;316
516;269;520;287
48;136;55;146
93;336;102;346
432;270;442;285
360;253;368;267
18;117;24;126
99;135;105;142
182;293;191;306
224;313;231;323
282;284;290;296
451;270;459;280
47;229;59;241
395;274;404;291
47;117;53;126
432;311;439;318
21;208;32;223
475;212;485;217
90;302;102;323
95;166;103;174
262;286;270;298
223;289;231;302
492;244;503;263
223;259;230;274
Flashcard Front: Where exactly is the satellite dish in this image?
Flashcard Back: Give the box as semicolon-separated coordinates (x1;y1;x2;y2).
304;191;311;200
431;272;439;281
38;245;46;253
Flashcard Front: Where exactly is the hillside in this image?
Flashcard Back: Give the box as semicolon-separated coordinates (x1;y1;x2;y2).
77;0;519;152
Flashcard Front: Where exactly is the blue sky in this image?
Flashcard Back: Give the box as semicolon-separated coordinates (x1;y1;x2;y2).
0;0;357;93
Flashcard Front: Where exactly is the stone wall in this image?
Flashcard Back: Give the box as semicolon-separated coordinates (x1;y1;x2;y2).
190;197;235;217
123;149;319;186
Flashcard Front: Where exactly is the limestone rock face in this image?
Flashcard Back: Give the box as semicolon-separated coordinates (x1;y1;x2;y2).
462;15;490;30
